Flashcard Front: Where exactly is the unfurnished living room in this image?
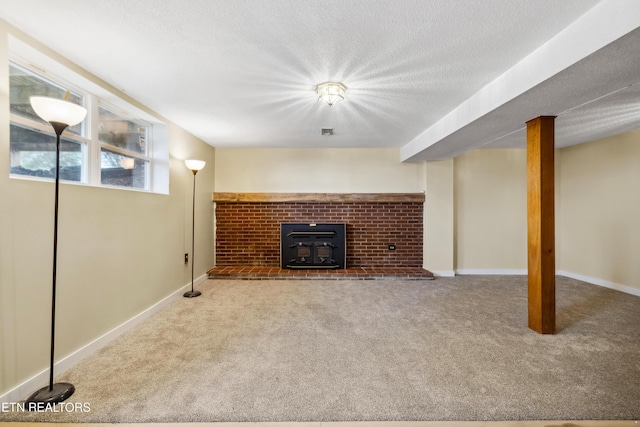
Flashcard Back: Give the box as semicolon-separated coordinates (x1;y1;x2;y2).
0;1;639;427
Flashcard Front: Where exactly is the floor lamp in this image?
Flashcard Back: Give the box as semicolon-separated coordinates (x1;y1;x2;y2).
184;159;206;298
26;96;87;404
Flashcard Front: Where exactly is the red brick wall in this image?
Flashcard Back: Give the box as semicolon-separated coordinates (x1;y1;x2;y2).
215;201;423;268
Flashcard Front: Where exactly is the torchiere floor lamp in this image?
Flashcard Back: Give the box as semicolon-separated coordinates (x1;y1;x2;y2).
184;159;206;298
27;95;87;404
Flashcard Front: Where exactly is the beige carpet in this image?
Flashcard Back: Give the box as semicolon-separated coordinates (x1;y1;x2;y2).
2;275;639;422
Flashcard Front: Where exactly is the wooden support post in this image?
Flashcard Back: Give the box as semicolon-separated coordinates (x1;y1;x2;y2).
526;116;556;334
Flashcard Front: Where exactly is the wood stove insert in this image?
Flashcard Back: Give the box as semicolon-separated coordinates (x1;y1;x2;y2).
281;223;346;269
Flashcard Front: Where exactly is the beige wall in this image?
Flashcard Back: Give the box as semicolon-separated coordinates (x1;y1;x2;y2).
214;148;425;193
454;149;528;272
0;21;215;396
424;159;454;275
451;136;639;293
558;130;640;290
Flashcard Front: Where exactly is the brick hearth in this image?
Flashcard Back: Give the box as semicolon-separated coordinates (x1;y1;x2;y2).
207;266;434;280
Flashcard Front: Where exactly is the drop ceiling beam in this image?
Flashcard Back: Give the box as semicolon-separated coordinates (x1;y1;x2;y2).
401;1;640;162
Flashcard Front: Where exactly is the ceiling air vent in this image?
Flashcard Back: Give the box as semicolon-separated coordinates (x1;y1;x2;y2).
321;128;334;136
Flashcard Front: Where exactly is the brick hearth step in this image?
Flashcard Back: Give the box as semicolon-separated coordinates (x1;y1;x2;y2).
207;266;435;280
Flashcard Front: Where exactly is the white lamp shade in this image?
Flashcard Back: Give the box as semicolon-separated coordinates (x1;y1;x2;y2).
30;96;87;126
185;159;206;171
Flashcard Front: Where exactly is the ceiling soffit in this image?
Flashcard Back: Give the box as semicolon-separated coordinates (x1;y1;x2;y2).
401;1;640;162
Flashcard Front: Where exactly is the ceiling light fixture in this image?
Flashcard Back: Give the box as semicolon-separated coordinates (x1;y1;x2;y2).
316;82;346;107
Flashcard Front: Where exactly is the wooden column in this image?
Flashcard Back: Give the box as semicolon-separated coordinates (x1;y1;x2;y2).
527;116;556;334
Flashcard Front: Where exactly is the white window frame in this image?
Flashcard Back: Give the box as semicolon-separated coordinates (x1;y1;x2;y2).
8;37;169;195
94;100;153;190
9;60;91;184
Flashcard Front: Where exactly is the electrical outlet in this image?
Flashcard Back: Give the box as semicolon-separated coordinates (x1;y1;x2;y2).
388;244;396;251
184;253;189;264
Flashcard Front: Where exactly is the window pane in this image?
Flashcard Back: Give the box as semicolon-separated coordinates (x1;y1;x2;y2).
101;149;147;189
9;63;84;136
10;124;83;182
98;106;148;154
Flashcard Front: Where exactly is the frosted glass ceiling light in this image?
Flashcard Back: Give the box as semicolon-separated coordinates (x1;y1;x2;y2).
316;82;346;107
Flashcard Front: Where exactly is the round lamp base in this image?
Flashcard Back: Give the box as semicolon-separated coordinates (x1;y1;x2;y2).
26;382;75;407
183;290;201;298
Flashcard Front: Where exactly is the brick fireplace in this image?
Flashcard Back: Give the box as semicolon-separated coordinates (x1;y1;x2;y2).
213;193;424;269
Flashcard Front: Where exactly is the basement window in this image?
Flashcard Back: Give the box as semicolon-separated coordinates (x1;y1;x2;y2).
98;104;151;189
9;63;87;182
10;123;85;182
8;54;169;194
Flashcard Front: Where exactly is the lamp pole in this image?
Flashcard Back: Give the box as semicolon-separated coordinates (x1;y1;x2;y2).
184;160;206;298
27;97;87;405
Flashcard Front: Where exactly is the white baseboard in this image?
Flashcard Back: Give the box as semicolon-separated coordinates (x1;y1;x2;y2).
431;270;456;277
557;270;640;297
453;269;640;296
0;274;208;403
455;269;528;275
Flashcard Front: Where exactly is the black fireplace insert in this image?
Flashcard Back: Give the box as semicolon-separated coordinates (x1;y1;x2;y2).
281;223;346;269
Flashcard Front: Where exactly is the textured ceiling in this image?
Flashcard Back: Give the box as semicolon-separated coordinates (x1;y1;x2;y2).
0;0;639;161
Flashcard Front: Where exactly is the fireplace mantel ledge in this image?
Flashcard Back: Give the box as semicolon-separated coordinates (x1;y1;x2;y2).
212;192;425;203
